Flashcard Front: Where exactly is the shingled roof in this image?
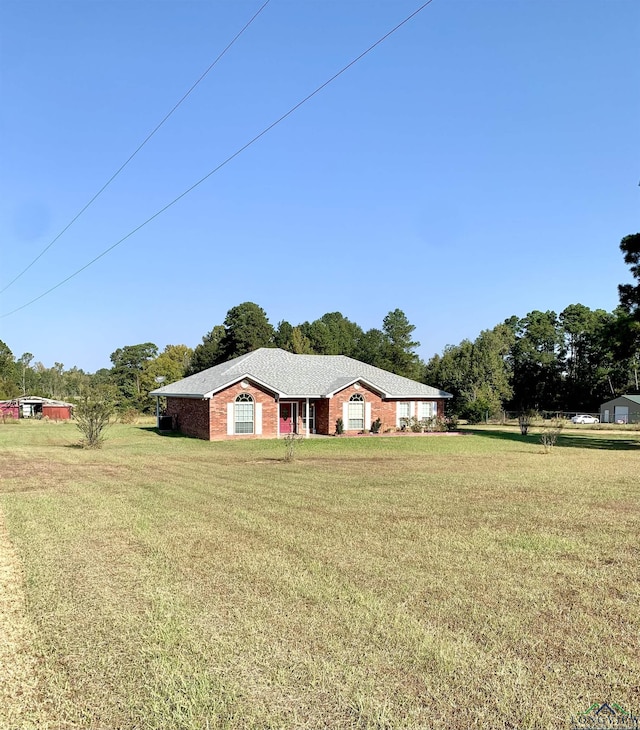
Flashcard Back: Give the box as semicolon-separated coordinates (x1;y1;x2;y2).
150;348;452;400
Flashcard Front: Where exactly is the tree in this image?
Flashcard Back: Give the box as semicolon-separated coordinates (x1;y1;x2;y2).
356;328;388;368
147;344;193;385
299;312;364;357
75;394;114;449
110;343;158;411
289;326;314;354
0;340;18;398
618;233;640;319
17;352;34;395
220;302;275;359
559;304;615;409
380;309;422;379
508;311;563;411
189;325;225;374
423;323;513;419
274;321;314;354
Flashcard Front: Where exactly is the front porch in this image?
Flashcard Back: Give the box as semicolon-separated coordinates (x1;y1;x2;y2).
277;399;322;437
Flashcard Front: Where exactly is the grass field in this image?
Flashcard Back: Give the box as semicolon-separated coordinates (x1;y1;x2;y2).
0;420;638;729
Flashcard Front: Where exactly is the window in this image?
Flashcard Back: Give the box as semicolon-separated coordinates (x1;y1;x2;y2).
397;401;411;428
418;401;437;421
348;393;364;430
234;393;254;434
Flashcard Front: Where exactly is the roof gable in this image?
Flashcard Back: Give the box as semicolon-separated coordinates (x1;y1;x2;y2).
150;348;452;400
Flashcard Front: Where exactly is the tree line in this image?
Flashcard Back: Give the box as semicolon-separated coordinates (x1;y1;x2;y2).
1;233;638;418
0;305;422;414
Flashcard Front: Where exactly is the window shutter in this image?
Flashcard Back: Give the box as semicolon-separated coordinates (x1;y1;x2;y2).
227;403;234;435
365;402;372;430
255;402;262;435
410;401;416;417
343;402;349;430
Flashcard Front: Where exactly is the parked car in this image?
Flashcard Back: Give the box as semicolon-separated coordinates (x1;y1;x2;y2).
571;414;599;424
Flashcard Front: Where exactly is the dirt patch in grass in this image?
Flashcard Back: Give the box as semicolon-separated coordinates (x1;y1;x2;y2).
0;456;130;494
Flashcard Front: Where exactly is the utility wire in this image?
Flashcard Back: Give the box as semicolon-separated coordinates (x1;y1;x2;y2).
1;0;435;319
0;0;271;295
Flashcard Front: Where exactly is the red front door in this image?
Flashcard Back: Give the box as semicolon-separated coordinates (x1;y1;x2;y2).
279;403;295;434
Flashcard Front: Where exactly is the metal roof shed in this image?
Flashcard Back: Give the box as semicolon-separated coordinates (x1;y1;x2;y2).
599;395;640;424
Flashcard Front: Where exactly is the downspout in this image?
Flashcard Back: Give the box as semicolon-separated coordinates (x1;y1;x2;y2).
306;397;310;439
156;396;160;428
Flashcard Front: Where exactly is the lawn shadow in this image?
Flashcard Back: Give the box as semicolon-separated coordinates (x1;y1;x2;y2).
465;428;640;451
138;426;194;439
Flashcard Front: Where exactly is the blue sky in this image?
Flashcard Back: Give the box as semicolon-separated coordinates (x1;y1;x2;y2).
1;0;638;373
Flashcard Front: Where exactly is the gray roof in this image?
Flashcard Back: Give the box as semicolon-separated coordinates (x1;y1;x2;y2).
601;394;640;405
150;348;452;400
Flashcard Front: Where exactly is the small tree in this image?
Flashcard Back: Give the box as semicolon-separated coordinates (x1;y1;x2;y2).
75;395;113;448
283;432;304;462
540;419;564;453
518;410;534;436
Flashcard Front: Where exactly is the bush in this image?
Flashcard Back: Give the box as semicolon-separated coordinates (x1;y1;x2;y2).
75;396;114;449
370;418;382;434
283;432;304;462
335;417;344;435
119;408;140;424
540;419;564;452
518;410;535;436
444;414;459;431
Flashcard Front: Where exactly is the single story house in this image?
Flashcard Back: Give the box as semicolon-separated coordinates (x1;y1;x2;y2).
0;396;74;420
149;348;452;440
599;395;640;424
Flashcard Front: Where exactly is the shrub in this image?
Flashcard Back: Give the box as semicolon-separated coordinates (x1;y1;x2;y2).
445;414;459;431
370;418;382;434
518;410;535;436
540;419;564;453
283;432;304;462
119;408;140;424
75;396;114;449
335;417;344;435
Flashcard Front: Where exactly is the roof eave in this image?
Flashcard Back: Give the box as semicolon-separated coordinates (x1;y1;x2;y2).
203;373;284;399
324;377;389;398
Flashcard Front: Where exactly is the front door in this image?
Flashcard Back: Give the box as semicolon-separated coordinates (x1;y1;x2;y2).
279;402;296;434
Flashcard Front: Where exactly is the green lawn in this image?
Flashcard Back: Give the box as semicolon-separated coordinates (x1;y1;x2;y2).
1;420;638;729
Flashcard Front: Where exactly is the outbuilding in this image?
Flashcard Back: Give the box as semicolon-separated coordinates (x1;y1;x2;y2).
0;396;74;420
599;395;640;424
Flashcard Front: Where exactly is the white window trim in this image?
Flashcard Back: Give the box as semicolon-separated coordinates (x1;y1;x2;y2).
232;393;255;435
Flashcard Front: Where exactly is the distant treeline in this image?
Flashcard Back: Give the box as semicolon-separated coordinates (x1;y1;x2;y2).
2;234;638;418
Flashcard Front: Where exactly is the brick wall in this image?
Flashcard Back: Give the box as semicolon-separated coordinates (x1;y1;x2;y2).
315;399;331;435
327;383;393;433
166;398;210;440
209;381;278;440
168;384;448;440
327;383;447;434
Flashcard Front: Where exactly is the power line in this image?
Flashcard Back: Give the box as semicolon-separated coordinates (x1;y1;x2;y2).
1;0;436;319
0;0;271;295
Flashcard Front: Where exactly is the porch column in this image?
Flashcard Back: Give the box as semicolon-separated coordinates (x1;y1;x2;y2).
276;397;280;439
155;397;160;428
305;398;310;439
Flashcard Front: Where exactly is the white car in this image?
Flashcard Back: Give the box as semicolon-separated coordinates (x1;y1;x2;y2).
571;414;599;424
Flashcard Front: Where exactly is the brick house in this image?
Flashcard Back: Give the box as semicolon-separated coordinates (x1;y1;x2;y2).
150;348;452;441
